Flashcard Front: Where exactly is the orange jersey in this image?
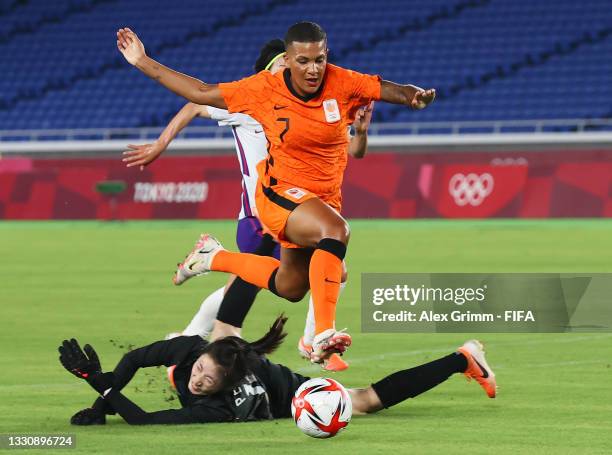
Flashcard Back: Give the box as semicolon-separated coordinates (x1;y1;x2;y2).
219;64;381;197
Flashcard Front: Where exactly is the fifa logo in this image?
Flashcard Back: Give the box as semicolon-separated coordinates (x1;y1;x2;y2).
448;173;494;207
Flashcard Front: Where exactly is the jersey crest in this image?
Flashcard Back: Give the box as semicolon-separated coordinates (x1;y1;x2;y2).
323;99;341;123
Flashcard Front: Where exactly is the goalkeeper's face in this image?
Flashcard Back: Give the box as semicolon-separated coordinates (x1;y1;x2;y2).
188;354;223;395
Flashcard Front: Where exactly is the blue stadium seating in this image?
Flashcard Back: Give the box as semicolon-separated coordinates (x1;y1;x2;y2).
0;0;610;133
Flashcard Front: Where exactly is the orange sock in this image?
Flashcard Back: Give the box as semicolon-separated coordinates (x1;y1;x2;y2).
211;250;280;289
309;249;343;335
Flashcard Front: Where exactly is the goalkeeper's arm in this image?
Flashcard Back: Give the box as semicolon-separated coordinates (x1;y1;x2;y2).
110;336;202;390
87;373;230;425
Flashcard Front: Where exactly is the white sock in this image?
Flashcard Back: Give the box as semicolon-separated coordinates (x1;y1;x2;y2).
182;286;225;338
303;281;347;345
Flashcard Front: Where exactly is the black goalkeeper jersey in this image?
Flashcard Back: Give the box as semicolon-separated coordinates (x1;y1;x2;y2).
99;336;309;425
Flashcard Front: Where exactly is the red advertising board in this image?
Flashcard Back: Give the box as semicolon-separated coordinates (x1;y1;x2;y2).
0;156;240;220
419;164;528;218
1;150;611;219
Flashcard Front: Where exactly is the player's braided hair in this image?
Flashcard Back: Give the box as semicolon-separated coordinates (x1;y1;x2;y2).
201;314;288;391
254;38;285;73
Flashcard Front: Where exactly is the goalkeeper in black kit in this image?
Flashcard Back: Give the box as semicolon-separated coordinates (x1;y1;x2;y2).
59;316;497;426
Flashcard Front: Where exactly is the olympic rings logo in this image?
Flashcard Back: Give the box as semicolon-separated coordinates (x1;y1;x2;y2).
448;173;494;207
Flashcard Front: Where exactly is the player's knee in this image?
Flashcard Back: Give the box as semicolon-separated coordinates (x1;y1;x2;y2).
282;286;308;302
315;222;350;264
341;269;348;283
285;292;307;303
273;275;309;302
320;219;350;245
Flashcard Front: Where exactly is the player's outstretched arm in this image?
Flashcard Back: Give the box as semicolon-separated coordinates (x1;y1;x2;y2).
116;28;227;108
380;80;436;109
122;103;210;170
348;102;374;159
59;338;230;425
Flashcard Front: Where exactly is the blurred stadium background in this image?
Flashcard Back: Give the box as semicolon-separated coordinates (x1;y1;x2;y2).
0;0;611;219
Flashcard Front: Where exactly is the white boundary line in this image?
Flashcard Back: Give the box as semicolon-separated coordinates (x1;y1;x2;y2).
294;333;612;374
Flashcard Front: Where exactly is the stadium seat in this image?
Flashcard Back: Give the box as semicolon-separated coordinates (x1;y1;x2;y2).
0;0;610;132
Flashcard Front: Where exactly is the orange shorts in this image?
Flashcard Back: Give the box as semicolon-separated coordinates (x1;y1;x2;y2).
254;178;342;249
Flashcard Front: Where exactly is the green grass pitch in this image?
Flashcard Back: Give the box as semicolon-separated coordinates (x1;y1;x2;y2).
1;219;611;454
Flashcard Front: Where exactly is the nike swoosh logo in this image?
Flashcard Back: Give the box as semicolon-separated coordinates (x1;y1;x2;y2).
324;278;340;284
474;359;489;378
273;105;288;110
187;248;214;270
254;129;263;134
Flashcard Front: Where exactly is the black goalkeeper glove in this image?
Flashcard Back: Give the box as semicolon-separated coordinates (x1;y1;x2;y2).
58;338;102;379
58;338;116;395
70;407;106;426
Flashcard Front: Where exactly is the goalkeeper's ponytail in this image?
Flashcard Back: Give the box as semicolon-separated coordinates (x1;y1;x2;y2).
248;313;288;356
202;314;288;391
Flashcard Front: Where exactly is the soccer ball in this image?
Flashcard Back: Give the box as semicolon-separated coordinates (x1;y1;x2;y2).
291;377;352;438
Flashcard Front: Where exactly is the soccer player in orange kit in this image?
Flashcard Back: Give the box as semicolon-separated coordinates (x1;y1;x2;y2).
117;22;436;365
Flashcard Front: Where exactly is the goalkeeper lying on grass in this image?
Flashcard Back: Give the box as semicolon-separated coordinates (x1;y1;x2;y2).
58;315;496;425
